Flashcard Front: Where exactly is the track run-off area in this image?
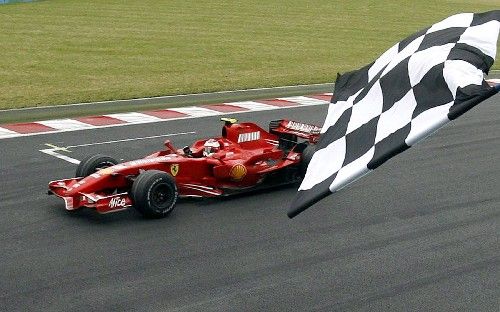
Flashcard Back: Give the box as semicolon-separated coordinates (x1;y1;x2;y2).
0;94;499;311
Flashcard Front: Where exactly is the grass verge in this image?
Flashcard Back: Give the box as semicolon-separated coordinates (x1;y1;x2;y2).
0;0;498;109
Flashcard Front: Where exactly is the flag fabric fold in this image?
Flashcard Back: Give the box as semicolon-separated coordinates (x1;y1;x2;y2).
289;10;500;218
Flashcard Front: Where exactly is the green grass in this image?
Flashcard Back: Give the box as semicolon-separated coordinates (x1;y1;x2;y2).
0;0;498;109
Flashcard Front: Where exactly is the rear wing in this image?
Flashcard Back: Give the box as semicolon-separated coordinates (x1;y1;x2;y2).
269;119;321;143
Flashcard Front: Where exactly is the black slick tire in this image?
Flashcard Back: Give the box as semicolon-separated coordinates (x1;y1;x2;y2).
131;170;178;218
75;154;118;177
299;144;316;177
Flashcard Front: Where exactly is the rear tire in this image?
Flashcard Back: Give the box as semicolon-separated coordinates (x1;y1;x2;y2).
299;144;316;177
131;170;178;218
76;154;118;177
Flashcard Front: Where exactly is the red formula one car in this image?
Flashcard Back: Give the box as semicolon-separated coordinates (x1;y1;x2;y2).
48;118;320;218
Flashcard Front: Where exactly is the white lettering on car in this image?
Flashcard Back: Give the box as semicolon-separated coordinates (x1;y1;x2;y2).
109;197;127;209
238;131;260;143
285;121;321;134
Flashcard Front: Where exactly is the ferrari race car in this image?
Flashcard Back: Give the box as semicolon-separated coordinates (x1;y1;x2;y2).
48;118;320;218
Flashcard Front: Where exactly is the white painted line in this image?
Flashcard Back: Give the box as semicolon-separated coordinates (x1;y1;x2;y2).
168;106;220;117
278;96;330;106
0;134;19;139
40;131;196;164
40;149;81;164
0;127;18;139
227;101;277;110
105;112;163;124
65;131;196;148
37;119;94;130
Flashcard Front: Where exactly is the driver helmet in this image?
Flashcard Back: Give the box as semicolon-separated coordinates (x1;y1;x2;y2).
203;139;220;156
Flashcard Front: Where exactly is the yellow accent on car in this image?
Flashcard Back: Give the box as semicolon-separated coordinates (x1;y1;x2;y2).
221;117;238;125
229;164;247;181
170;164;180;176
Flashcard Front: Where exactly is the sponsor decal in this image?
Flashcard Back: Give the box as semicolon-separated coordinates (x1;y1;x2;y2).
170;164;180;176
285;121;321;134
109;197;127;209
229;164;247;181
238;131;260;143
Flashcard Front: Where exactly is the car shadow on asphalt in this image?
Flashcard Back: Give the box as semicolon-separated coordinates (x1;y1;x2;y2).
48;182;300;223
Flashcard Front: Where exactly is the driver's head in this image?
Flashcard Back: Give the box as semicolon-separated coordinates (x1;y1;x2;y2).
203;139;220;156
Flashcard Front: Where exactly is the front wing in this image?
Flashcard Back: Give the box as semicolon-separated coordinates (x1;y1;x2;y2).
48;178;132;213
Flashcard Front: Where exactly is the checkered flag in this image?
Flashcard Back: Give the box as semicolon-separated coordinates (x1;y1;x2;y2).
289;10;500;218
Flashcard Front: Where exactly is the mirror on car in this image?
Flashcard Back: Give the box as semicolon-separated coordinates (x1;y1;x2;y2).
164;140;176;153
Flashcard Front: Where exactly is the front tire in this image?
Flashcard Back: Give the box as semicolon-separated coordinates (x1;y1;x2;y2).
131;170;178;218
76;154;118;177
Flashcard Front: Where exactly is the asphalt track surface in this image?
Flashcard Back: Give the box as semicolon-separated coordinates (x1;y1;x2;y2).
0;100;498;311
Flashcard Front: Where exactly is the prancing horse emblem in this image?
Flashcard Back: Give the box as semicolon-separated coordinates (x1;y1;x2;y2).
170;164;179;176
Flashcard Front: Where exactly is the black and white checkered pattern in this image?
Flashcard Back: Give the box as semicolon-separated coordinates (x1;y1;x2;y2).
289;10;500;218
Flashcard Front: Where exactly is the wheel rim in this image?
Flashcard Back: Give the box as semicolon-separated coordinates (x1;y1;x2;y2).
150;183;172;211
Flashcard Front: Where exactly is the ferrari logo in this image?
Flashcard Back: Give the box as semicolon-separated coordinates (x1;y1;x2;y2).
170;164;180;176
